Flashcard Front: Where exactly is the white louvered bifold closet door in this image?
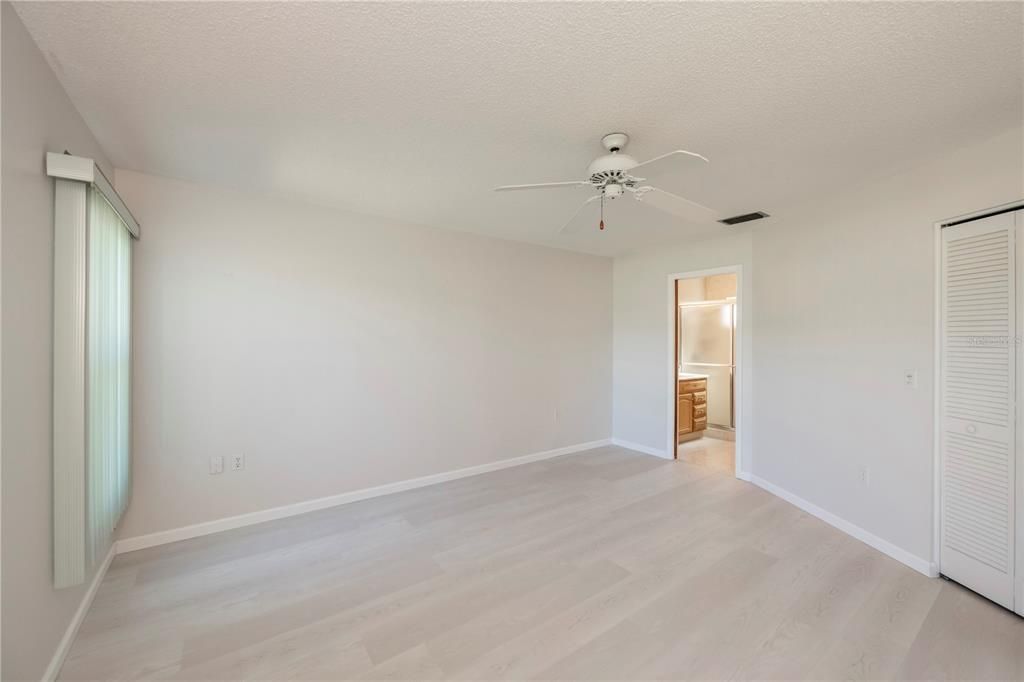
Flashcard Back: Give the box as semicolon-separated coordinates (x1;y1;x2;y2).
940;211;1016;611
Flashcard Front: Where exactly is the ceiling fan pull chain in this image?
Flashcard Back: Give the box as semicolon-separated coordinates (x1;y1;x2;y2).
599;194;605;231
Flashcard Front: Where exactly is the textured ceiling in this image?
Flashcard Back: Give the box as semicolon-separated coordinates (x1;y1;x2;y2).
15;1;1023;256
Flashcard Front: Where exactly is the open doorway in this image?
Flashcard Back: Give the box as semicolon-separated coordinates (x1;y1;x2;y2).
673;271;737;474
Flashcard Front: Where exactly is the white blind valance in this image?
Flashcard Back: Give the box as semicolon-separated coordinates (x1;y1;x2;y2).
47;152;140;238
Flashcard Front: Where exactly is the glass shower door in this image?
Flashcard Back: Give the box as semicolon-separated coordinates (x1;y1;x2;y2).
679;302;735;428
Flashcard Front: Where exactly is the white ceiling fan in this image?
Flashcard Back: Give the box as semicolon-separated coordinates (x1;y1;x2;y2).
494;133;718;232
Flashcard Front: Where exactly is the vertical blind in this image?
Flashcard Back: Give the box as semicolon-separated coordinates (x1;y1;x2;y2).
52;161;136;588
86;187;132;567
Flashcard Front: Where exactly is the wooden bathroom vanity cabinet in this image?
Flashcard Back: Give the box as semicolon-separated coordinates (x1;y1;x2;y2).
677;376;708;443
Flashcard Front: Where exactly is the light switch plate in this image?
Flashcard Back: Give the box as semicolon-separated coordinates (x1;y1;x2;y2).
210;455;224;475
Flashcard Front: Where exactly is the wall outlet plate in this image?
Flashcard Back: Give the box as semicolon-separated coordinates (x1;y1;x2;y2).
859;464;870;487
210;455;224;475
904;369;917;387
231;454;245;471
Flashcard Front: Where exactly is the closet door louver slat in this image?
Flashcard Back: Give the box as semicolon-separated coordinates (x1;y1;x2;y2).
940;212;1016;610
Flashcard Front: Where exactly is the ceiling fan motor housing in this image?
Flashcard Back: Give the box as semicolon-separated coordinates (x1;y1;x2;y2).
587;153;638;176
587;154;639;187
589;132;638;186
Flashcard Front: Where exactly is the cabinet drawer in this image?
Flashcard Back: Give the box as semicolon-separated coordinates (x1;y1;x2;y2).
691;391;707;405
679;379;707;394
693;417;707;431
693;404;707;419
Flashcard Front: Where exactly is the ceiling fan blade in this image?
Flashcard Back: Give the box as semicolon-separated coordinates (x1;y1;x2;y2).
494;181;590;192
640;187;719;224
558;195;602;233
629;149;709;174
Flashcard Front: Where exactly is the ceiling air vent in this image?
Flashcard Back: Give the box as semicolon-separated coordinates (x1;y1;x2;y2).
719;211;770;226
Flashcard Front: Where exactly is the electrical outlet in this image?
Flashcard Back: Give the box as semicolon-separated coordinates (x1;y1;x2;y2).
859;464;870;487
230;454;245;471
903;369;917;388
209;455;224;475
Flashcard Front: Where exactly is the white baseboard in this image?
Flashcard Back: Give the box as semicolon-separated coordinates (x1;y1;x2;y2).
116;439;612;554
47;439;611;679
611;438;671;459
43;542;117;681
747;474;938;578
48;442;940;681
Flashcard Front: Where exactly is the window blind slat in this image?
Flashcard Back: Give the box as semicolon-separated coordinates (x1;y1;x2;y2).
86;186;132;567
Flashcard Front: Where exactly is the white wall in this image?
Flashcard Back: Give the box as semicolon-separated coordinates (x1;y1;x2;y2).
1;4;116;679
752;125;1023;566
611;124;1023;572
612;230;754;467
114;170;613;540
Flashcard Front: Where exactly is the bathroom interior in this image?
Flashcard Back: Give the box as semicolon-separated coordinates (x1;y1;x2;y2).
676;273;736;470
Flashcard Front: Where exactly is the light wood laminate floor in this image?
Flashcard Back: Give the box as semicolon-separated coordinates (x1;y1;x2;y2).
62;443;1024;680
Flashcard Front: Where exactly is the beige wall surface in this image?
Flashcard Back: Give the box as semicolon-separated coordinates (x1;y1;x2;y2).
114;169;613;540
613;122;1023;571
1;4;117;679
751;125;1023;564
614;230;754;461
704;273;737;301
